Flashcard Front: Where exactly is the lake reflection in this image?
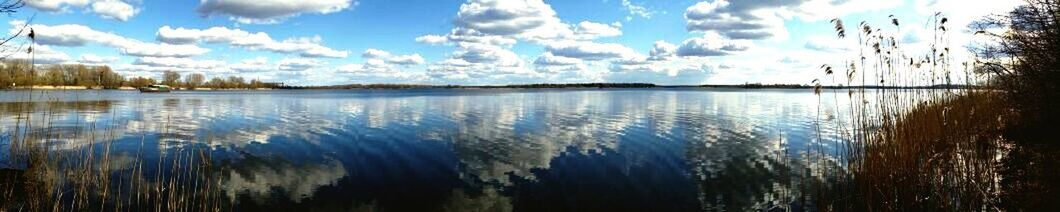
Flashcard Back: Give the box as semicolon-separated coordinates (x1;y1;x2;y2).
0;89;851;211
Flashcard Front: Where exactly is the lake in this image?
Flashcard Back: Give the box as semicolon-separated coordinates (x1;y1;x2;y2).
0;89;856;211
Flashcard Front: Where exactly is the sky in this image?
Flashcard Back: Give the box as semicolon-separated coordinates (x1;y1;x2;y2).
1;0;1025;86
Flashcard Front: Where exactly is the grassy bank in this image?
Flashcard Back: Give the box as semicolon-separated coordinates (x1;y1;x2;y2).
819;0;1060;210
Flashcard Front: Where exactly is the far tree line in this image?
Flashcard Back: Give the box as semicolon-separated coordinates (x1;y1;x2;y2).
0;61;283;90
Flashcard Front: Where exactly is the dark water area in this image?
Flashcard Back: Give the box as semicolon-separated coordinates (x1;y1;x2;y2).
0;89;854;211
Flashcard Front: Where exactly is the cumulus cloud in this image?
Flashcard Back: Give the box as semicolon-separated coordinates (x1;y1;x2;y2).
91;0;138;21
26;0;140;21
8;45;71;64
360;48;390;59
544;40;639;61
803;36;851;53
15;22;210;58
336;57;426;81
332;48;426;80
454;0;564;36
677;33;752;57
387;54;425;65
533;52;585;73
419;0;650;82
415;28;518;47
25;0;89;11
452;0;630;43
133;57;226;70
685;0;901;40
197;0;356;24
649;41;678;61
278;58;325;71
534;52;581;66
619;0;655;20
607;56;717;84
451;43;523;67
78;54;119;64
122;43;211;58
572;21;622;40
684;0;789;40
156;26;349;58
359;49;424;65
230;57;273;72
427;43;531;80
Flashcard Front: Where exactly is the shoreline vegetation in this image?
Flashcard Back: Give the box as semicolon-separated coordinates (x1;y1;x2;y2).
1;0;1058;211
0;61;980;91
280;83;983;90
0;62;286;90
815;0;1059;210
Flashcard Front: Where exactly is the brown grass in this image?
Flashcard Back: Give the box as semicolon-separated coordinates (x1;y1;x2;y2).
814;11;1021;211
842;91;1011;211
0;98;227;211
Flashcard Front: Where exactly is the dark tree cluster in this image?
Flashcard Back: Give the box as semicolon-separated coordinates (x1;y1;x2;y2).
0;61;282;90
0;61;124;89
972;0;1060;210
973;0;1060;141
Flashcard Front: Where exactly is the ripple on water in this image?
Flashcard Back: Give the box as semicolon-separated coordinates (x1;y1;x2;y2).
0;89;862;211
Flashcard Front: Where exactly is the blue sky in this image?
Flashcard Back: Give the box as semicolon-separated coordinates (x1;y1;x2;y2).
4;0;1024;85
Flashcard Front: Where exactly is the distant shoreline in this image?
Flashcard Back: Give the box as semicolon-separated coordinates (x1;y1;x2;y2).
1;83;984;91
1;86;274;91
279;83;985;90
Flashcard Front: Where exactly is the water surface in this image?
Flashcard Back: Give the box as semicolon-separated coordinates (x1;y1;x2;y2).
0;89;853;211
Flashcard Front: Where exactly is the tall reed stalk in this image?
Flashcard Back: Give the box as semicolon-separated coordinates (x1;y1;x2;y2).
1;93;228;211
815;13;1015;211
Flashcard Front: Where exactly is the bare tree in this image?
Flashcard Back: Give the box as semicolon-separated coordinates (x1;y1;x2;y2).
0;0;29;60
972;0;1059;131
185;73;205;89
162;70;181;88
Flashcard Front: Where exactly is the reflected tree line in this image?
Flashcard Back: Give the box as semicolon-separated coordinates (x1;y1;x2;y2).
0;60;283;90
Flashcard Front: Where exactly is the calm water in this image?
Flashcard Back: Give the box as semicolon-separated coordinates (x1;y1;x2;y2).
1;89;854;211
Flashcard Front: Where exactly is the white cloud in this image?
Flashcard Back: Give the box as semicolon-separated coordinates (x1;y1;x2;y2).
133;57;226;70
685;0;901;40
684;0;789;40
419;0;649;83
452;43;524;67
534;52;585;73
453;0;610;43
25;0;89;12
122;43;211;58
650;41;677;61
427;43;532;81
16;22;210;58
359;49;424;65
26;0;140;21
572;21;622;40
277;58;324;71
360;48;391;59
197;0;356;24
607;56;717;84
677;33;752;57
803;36;852;53
78;54;119;64
544;40;639;61
534;52;582;66
336;50;426;79
230;57;273;72
619;0;655;20
387;54;425;65
8;45;71;64
454;0;563;36
156;26;349;58
91;0;138;21
415;28;518;47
